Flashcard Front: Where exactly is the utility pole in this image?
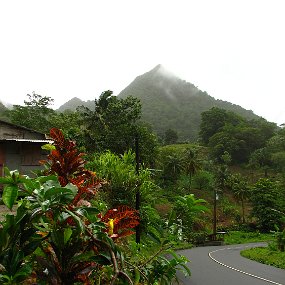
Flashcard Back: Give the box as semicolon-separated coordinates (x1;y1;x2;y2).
213;188;217;240
135;134;141;244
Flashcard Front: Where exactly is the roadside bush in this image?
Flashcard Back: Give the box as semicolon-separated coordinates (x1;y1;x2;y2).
170;194;209;242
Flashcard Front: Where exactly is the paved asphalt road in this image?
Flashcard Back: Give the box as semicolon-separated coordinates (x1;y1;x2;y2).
176;243;285;285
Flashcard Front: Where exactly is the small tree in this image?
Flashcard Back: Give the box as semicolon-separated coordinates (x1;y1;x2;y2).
249;147;272;177
163;154;184;182
192;170;214;191
182;148;202;191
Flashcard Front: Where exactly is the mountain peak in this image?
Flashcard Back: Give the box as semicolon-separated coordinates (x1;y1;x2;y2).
118;65;259;141
149;64;170;74
151;64;162;72
57;97;86;112
146;64;179;81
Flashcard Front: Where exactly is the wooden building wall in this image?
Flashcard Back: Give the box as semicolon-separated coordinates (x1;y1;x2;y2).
0;120;50;177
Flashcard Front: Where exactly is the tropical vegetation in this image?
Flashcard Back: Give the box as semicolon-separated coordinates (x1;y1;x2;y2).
0;84;285;283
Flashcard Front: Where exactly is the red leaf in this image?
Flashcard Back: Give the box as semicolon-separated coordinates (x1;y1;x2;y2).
50;128;65;148
102;205;139;239
42;128;102;204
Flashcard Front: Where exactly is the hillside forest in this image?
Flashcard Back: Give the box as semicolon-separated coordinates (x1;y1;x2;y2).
58;65;259;142
0;91;284;284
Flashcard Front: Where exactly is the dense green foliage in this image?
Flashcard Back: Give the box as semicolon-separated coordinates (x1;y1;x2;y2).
200;107;243;144
156;141;285;240
0;129;191;284
250;179;285;231
76;90;158;165
170;195;209;242
2;69;285;276
77;90;141;152
5;91;158;166
86;151;159;210
200;107;278;164
157;144;206;185
8;92;56;133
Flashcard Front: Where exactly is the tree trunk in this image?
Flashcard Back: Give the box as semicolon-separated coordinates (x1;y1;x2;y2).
241;199;246;223
213;188;217;240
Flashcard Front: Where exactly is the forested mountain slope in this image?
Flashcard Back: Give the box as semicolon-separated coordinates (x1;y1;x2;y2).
58;65;260;141
57;97;91;112
118;65;259;141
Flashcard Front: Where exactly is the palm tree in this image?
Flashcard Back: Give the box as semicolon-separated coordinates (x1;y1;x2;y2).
182;148;202;190
230;174;250;223
164;154;184;181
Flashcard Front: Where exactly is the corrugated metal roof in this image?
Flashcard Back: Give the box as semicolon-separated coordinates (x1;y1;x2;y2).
0;138;53;143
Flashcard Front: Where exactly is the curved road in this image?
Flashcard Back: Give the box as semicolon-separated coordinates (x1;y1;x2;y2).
177;243;285;285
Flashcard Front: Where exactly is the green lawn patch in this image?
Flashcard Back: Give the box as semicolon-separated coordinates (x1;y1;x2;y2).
241;247;285;269
224;231;274;245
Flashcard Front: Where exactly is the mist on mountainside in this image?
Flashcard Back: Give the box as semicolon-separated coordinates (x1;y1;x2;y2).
118;64;259;141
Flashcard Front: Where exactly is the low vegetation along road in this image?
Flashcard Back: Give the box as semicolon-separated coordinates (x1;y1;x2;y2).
177;243;285;285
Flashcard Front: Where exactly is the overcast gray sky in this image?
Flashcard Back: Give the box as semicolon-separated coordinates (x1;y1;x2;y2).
0;0;284;125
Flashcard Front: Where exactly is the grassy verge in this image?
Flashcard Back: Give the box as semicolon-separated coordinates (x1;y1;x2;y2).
241;246;285;269
224;231;274;245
